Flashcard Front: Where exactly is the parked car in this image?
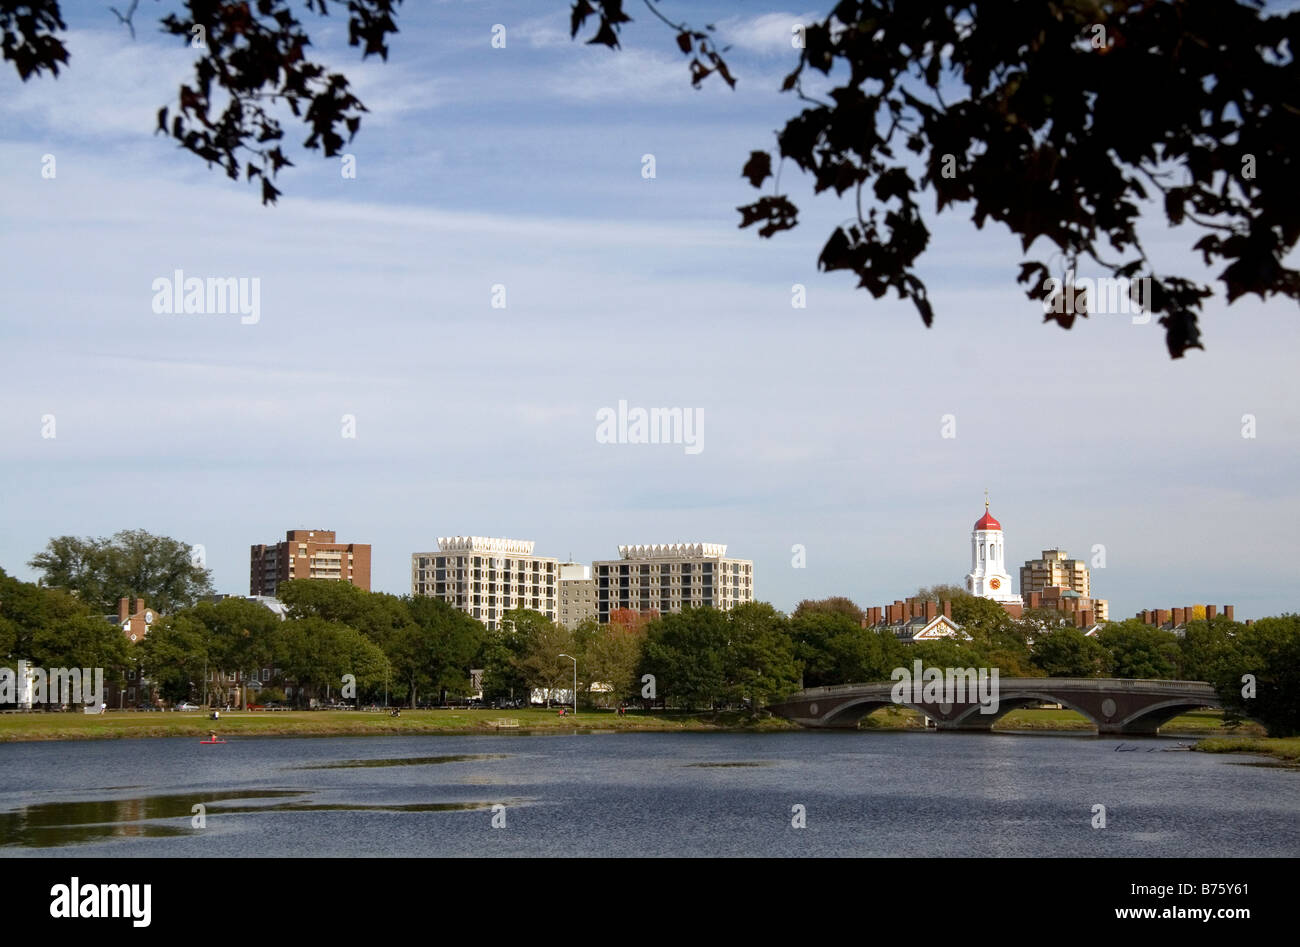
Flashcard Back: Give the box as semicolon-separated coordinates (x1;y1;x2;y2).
176;702;200;711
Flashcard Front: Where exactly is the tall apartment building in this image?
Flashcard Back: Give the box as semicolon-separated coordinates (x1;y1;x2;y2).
249;529;371;596
411;537;558;630
590;543;753;624
558;562;597;629
1023;588;1109;624
1020;548;1091;597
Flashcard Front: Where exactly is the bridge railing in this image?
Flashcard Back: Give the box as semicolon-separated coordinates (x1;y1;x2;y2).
782;678;1216;700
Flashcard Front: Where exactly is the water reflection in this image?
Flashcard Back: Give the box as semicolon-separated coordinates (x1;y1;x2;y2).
297;754;508;770
0;790;303;848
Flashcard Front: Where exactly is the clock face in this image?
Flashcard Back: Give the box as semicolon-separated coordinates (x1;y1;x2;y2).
989;577;1002;590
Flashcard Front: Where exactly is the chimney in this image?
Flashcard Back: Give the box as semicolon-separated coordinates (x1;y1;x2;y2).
925;601;937;621
1172;607;1185;626
1206;605;1217;620
118;597;130;623
943;600;952;619
1224;605;1234;622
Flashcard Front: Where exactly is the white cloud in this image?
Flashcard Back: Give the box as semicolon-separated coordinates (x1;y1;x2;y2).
716;11;822;56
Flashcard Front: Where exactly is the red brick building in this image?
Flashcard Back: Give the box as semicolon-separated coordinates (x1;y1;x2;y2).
1134;604;1247;634
250;529;372;596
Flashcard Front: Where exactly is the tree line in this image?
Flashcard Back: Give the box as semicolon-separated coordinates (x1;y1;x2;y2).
9;531;1299;734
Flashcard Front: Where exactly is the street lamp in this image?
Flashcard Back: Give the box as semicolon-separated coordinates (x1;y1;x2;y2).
558;654;577;717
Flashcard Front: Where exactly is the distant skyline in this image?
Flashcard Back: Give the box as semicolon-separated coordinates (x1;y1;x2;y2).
2;2;1297;622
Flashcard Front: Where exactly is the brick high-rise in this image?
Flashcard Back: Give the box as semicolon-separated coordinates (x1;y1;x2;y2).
250;529;372;596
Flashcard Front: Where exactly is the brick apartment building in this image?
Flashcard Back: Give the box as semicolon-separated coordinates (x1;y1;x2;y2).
250;529;372;596
861;598;967;642
1134;604;1246;635
1023;588;1109;624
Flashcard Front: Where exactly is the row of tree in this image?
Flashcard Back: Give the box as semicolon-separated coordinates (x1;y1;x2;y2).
9;529;1300;734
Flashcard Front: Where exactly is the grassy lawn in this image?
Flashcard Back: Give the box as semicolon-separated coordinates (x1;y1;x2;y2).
0;708;799;742
0;705;1268;744
1193;736;1300;765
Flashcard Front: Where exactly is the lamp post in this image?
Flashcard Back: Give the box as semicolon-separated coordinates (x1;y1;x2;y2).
558;654;577;717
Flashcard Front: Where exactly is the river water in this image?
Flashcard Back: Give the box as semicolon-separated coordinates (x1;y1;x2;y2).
1;731;1295;857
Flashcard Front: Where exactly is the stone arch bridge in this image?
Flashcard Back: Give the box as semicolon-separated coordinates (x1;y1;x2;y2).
767;678;1222;734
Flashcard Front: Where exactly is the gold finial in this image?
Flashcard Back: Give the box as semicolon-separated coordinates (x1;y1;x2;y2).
984;488;989;510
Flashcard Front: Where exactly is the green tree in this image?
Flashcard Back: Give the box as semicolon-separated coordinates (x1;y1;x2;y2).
478;608;566;704
1;566;90;658
1019;606;1075;632
576;617;644;707
515;618;577;705
1176;616;1244;682
914;584;971;603
1030;628;1109;678
723;602;802;711
278;580;411;640
791;596;866;625
398;595;488;706
640;608;730;711
31;613;131;673
909;637;975;672
1215;614;1300;737
275;617;388;706
139;613;212;703
1097;620;1181;679
791;610;904;687
948;596;1035;675
28;530;214;613
174;597;284;707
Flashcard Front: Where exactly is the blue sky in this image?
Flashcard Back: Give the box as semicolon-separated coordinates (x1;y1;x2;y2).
1;1;1297;620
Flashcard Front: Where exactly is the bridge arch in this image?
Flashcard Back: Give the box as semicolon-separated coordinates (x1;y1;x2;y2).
945;691;1102;731
1112;696;1222;734
819;697;910;728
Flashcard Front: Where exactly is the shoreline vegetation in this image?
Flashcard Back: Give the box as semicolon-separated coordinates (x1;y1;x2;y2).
1;707;1293;764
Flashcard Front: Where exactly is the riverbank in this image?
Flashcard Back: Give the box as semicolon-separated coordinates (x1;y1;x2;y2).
0;708;798;742
1193;736;1300;766
0;706;1264;743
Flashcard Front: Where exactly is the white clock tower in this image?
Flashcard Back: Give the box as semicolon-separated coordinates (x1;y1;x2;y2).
965;493;1022;606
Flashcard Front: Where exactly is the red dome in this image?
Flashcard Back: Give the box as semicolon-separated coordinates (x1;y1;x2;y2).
974;510;1001;531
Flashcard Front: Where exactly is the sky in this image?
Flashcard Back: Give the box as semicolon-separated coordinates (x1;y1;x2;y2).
1;1;1297;621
